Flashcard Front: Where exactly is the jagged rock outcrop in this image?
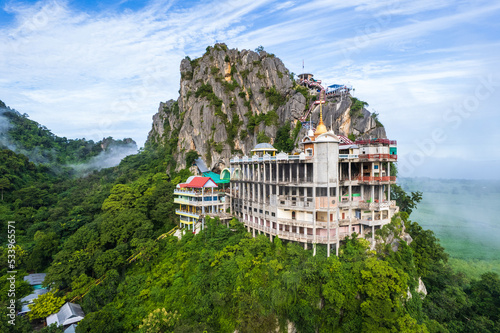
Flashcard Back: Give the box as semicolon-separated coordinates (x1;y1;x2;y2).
147;43;386;171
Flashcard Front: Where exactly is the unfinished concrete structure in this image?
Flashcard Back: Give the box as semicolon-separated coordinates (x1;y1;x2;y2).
228;112;399;256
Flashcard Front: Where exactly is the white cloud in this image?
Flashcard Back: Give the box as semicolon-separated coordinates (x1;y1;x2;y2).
0;0;499;181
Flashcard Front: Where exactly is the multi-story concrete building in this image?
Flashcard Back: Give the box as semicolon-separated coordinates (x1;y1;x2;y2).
228;113;399;256
174;176;228;232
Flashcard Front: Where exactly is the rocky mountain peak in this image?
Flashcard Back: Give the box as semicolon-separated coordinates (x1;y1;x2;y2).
147;43;385;172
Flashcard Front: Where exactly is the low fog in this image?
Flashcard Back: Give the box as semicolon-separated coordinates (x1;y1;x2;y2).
1;107;137;173
399;177;500;261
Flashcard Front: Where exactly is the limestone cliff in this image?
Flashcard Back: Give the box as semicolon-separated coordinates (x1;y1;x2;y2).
147;43;385;172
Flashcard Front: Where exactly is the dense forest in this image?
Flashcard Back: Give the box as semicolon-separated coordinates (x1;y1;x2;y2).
0;100;499;332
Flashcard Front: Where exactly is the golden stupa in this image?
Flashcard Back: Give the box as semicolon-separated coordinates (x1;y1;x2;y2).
314;94;327;136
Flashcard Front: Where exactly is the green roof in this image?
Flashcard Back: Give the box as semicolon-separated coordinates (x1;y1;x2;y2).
202;171;230;184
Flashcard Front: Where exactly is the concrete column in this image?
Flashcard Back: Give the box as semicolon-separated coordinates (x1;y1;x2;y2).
297;163;300;183
211;187;215;215
336;224;339;256
289;163;292;183
276;162;279;183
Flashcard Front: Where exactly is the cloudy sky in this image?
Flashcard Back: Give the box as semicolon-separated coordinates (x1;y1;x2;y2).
1;0;499;179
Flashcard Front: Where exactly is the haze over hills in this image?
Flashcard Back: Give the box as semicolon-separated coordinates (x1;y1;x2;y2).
0;100;138;174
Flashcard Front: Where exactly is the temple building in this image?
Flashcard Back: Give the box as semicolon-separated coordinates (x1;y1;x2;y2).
174;176;229;232
227;108;398;256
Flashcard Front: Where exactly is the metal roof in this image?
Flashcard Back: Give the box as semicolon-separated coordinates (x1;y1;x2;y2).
194;158;209;173
21;288;49;303
251;143;277;151
23;273;46;285
179;176;218;188
64;324;77;333
202;171;229;184
56;303;85;326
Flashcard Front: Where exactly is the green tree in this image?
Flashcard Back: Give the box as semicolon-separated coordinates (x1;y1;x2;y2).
139;308;180;333
185;150;199;167
274;121;294;152
391;184;422;215
257;131;271;143
0;177;11;201
27;290;65;321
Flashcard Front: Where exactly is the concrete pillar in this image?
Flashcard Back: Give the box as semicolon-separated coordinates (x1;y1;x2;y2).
211;187;215;215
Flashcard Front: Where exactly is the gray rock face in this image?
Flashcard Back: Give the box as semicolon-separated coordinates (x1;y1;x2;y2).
147;43;386;171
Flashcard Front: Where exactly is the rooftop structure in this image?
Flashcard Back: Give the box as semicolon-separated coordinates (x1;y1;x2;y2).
24;273;46;286
46;302;85;328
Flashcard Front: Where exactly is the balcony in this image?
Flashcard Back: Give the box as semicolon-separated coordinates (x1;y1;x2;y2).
358;154;397;161
277;196;314;209
359;218;391;227
173;189;225;196
244;220;355;244
355;139;397;145
175;209;200;219
339;154;359;159
358;200;396;210
356;176;396;183
174;197;224;206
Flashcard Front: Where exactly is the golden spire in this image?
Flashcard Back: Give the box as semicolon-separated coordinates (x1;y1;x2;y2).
314;90;327;136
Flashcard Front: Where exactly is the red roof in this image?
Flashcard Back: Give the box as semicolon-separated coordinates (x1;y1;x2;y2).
179;177;217;188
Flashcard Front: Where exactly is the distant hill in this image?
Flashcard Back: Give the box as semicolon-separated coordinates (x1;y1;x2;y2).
0;100;137;172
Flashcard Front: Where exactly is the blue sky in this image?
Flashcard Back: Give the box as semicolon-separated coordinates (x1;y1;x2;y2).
1;0;499;179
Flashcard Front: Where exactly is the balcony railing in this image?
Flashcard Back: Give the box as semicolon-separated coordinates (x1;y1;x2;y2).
339;154;359;159
355;139;397;145
358;154;397;160
357;176;396;182
174;198;224;206
175;209;200;218
244;220;355;244
174;189;225;196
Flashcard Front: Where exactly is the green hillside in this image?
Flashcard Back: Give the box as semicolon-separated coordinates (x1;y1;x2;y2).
0;105;499;332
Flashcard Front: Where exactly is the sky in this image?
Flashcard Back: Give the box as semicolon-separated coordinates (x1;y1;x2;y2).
1;0;499;179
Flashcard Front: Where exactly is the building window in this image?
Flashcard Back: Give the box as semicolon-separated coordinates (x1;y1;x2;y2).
306;148;313;156
292;211;296;219
374;165;379;169
316;187;327;197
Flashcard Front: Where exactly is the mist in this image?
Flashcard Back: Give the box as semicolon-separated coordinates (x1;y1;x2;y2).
1;106;138;173
70;143;138;175
399;177;500;262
